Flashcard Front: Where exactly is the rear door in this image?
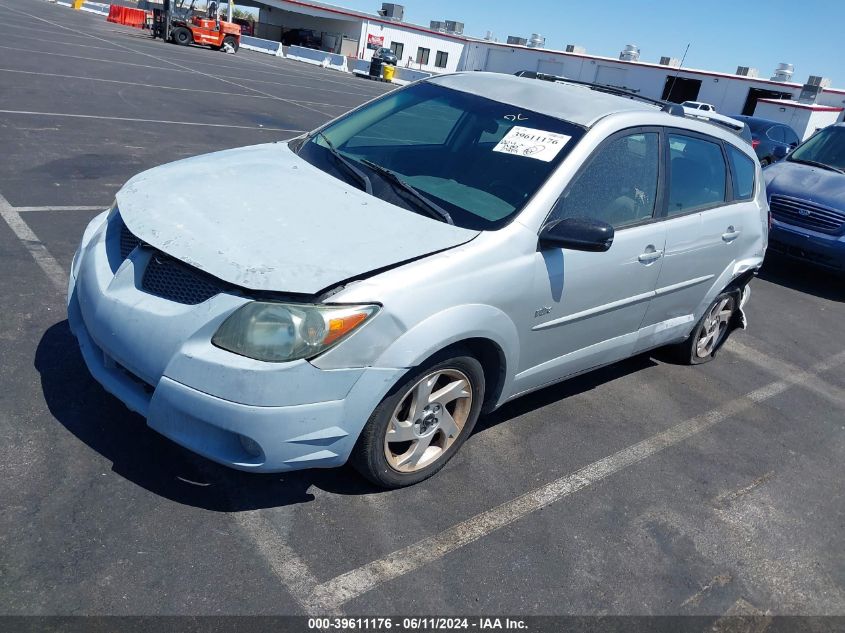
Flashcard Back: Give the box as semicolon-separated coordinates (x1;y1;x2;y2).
636;131;749;352
515;129;667;393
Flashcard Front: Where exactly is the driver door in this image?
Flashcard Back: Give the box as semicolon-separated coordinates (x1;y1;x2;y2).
514;129;667;394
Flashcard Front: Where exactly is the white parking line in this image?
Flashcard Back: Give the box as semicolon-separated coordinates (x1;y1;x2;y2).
0;3;341;117
0;110;305;132
727;337;845;406
300;348;845;611
0;68;351;110
16;205;107;212
0;192;67;291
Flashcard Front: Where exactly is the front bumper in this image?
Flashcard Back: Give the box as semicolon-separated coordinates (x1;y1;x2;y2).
769;220;845;271
67;213;405;472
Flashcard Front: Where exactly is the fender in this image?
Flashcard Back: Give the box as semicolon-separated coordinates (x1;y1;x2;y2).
373;303;521;405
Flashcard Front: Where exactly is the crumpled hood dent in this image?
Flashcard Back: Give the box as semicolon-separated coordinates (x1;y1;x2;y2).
116;143;478;294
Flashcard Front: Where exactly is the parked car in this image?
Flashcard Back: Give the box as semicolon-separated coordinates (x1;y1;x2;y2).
763;123;845;272
371;46;398;65
681;107;753;145
68;72;767;488
730;115;801;166
681;100;717;112
231;17;253;37
281;28;320;49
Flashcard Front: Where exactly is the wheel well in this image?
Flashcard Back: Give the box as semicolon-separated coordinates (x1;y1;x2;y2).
448;338;506;414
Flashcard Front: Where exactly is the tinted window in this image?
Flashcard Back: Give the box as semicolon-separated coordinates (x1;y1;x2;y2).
345;98;464;147
435;51;448;68
726;145;755;200
668;134;727;215
390;42;404;59
416;47;430;65
551;132;659;228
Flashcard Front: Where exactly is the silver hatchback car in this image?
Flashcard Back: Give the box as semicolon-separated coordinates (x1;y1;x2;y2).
68;72;767;488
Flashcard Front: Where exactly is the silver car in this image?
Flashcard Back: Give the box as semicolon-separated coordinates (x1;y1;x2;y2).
68;72;767;488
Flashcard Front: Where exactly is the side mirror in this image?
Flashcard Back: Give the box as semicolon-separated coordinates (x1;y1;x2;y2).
772;145;789;161
539;217;615;252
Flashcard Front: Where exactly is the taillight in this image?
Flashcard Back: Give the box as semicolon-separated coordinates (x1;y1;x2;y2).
752;139;761;149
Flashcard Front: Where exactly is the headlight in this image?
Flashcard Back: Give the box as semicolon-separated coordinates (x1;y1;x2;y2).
212;302;379;362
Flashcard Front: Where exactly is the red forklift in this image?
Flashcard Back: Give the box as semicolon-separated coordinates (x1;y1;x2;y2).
151;0;241;52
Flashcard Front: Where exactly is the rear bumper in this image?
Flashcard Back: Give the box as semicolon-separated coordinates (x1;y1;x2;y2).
769;220;845;271
67;213;406;473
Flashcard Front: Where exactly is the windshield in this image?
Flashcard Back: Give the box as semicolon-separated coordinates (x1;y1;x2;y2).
293;82;585;230
788;126;845;171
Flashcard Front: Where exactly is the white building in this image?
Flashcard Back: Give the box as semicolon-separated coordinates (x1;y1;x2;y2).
246;0;845;138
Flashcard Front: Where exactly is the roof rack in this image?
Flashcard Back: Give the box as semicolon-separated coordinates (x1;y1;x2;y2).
515;70;685;116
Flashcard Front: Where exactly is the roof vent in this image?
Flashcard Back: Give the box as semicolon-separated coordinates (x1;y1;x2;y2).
770;62;794;82
736;66;759;78
484;30;494;41
619;44;640;61
659;56;681;67
527;33;545;48
566;44;585;54
378;3;404;21
507;35;527;46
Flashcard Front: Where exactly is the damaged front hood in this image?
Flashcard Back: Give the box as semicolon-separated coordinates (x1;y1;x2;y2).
116;143;478;294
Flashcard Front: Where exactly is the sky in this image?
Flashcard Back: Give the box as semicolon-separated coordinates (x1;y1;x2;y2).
320;0;844;88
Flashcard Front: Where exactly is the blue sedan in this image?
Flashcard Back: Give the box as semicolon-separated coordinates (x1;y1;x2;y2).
764;123;845;273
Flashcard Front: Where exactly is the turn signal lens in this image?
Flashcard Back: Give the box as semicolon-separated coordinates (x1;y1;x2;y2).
324;312;369;345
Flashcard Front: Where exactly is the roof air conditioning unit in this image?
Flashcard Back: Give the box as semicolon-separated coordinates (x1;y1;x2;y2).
506;35;527;46
445;20;464;34
378;3;404;21
660;56;681;67
429;20;446;32
736;66;759;78
807;75;831;88
566;44;585;54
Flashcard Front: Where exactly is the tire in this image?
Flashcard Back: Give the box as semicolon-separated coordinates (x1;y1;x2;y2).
759;157;771;167
222;35;238;53
173;27;192;46
350;348;485;488
669;290;739;365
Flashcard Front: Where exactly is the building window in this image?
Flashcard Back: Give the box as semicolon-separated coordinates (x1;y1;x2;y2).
416;47;430;65
390;42;404;59
435;50;448;68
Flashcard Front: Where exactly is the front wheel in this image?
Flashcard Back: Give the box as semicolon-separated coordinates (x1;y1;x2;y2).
351;350;485;488
173;27;192;46
222;35;238;53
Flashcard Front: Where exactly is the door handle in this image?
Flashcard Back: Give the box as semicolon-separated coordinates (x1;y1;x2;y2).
722;226;741;242
638;248;663;264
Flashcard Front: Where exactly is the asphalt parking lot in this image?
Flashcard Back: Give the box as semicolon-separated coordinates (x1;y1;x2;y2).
1;0;844;623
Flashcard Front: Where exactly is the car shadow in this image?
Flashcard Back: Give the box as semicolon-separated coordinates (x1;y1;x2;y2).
37;320;657;511
758;254;844;302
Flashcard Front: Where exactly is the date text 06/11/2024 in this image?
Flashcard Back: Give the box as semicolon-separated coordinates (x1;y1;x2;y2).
307;617;529;630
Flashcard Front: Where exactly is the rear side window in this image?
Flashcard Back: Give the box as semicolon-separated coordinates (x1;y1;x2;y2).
726;145;755;200
667;134;727;215
551;132;660;229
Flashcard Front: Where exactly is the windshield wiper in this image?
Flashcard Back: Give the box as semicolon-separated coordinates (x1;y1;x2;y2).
359;159;454;225
789;157;845;174
316;132;372;194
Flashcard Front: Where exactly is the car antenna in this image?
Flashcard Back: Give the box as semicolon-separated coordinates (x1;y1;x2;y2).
665;43;691;103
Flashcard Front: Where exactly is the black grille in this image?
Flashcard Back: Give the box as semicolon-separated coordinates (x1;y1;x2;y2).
141;255;223;305
119;221;142;259
770;195;845;235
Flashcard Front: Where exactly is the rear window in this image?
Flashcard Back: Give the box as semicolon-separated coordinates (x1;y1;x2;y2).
667;134;727;215
726;145;755;200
